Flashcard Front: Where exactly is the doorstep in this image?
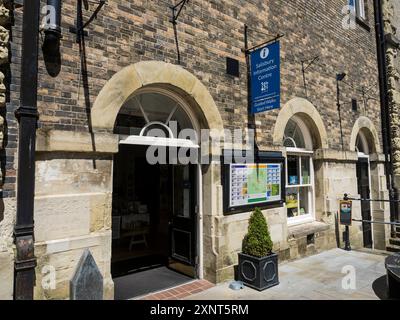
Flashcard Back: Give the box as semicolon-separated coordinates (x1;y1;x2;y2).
137;280;214;300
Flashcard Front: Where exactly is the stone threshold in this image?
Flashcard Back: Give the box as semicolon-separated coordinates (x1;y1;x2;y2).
136;279;214;300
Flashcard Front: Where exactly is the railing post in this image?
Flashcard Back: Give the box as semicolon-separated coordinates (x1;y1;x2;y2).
344;225;352;251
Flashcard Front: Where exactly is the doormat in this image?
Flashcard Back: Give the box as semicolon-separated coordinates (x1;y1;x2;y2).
113;266;193;300
111;254;167;278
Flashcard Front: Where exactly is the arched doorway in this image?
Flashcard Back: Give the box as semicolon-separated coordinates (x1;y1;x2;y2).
91;61;224;299
350;117;381;249
111;88;201;298
355;129;374;248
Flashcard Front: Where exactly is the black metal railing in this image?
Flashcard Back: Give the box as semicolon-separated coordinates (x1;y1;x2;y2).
341;194;400;252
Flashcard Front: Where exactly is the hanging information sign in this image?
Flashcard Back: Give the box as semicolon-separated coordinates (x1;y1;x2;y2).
249;41;281;113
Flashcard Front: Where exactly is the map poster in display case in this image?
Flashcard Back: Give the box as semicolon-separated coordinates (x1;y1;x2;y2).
229;164;281;207
222;151;285;214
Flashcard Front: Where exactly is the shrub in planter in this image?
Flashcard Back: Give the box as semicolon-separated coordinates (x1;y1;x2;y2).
238;208;279;291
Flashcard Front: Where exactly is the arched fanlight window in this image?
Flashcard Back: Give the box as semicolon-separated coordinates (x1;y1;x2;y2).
283;116;313;150
283;116;315;225
114;89;196;138
356;131;369;155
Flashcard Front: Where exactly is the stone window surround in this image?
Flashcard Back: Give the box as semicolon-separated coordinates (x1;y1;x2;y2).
283;116;316;226
349;116;381;154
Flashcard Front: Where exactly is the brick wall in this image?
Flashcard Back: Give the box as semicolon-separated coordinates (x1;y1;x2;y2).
3;0;381;197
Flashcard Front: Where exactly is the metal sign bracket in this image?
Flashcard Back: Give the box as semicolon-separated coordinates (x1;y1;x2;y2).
170;0;190;64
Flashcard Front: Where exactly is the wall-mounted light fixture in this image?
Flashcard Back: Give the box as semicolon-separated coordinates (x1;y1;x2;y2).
336;72;347;82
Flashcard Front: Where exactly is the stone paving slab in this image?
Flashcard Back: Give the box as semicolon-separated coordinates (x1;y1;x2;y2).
186;249;389;300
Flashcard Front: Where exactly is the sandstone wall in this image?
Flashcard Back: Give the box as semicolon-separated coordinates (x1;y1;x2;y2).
33;130;117;299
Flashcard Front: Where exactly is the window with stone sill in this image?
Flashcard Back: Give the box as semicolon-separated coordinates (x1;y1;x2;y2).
283;117;315;225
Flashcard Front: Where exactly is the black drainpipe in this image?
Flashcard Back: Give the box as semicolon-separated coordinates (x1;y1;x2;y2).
44;0;62;41
13;0;41;300
374;0;399;233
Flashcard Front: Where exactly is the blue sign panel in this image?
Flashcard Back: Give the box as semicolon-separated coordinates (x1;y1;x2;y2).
250;41;281;114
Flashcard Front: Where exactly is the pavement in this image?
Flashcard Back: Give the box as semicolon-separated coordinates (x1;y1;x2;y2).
186;249;391;300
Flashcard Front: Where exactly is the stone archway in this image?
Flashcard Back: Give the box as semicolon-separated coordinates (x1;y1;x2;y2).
91;61;224;132
349;116;381;154
350;118;384;250
273;97;328;149
91;61;225;286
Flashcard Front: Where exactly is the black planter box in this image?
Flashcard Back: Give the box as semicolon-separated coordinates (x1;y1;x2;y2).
238;252;279;291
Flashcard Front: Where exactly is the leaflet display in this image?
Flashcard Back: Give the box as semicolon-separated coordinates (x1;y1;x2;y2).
229;164;282;208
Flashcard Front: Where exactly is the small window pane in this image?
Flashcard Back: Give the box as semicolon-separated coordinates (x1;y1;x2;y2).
284;119;306;149
286;188;298;218
360;0;366;19
356;0;366;19
287;156;299;185
283;137;296;148
299;187;310;216
137;93;177;123
174;166;191;218
301;157;310;185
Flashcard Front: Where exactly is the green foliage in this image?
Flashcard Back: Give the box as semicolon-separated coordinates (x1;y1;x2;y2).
242;208;273;257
